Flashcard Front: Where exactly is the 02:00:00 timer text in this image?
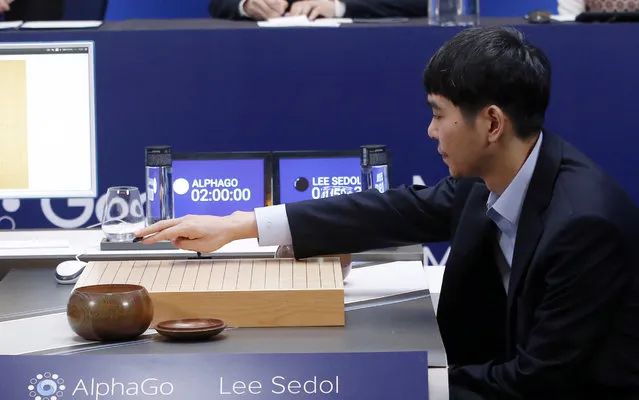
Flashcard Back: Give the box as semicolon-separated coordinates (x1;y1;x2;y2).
190;188;252;202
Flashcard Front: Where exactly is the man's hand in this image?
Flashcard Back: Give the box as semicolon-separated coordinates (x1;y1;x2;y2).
244;0;288;20
287;0;335;20
0;0;15;12
134;212;258;253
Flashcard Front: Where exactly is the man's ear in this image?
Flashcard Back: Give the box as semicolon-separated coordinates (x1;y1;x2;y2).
482;105;505;144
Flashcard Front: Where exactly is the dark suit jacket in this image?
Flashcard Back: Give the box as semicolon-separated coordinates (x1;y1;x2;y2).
209;0;426;20
285;132;639;398
4;0;66;21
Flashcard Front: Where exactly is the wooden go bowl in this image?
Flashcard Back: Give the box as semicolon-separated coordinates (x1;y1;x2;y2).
67;284;154;342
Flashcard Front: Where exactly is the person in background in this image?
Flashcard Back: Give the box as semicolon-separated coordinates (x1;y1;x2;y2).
558;0;639;15
209;0;426;21
0;0;65;20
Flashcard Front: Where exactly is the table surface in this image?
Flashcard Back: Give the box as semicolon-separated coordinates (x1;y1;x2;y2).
30;293;443;360
0;263;446;365
0;267;71;321
0;229;424;262
0;257;448;398
0;229;274;260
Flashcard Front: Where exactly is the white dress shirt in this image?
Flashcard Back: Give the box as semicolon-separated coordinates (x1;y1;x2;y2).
254;203;292;246
485;133;543;291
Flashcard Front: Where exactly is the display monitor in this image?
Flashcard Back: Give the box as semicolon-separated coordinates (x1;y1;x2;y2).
0;41;97;199
273;150;363;204
171;152;271;217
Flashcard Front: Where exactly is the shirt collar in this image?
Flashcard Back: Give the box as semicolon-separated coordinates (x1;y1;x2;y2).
486;132;543;227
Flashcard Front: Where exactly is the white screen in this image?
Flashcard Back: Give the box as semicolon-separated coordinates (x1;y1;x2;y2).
0;42;96;199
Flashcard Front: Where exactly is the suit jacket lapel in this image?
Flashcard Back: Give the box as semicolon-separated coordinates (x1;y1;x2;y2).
449;182;492;262
441;182;502;299
438;182;509;364
508;131;563;306
508;201;543;302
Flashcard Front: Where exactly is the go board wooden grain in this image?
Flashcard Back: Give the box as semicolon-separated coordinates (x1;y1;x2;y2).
74;258;345;328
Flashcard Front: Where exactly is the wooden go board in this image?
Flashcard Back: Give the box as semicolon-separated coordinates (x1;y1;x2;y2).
74;258;345;328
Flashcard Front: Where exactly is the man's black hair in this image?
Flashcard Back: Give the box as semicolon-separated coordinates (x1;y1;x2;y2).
424;26;551;139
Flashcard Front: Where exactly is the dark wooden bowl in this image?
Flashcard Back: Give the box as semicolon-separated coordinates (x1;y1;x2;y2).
67;284;154;342
155;318;227;341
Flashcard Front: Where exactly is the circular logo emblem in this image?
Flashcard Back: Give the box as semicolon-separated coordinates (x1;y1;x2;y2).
28;372;65;400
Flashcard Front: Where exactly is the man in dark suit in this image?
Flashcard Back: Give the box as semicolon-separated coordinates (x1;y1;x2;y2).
1;0;65;20
136;26;639;398
208;0;426;21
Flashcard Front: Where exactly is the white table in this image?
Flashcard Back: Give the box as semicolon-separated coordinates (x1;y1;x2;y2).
0;229;276;260
0;228;425;262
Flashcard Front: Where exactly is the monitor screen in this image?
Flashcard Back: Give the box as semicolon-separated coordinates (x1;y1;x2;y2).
0;41;97;199
171;152;270;217
273;151;362;204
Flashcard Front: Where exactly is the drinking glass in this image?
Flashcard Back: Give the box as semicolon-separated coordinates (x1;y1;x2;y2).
429;0;479;26
101;186;145;242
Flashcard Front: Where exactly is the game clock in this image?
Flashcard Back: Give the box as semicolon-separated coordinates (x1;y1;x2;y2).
273;151;362;204
171;153;269;217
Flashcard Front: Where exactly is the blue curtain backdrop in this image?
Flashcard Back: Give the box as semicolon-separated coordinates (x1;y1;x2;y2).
98;0;559;20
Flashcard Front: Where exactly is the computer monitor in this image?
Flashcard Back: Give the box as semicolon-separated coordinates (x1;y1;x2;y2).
0;41;97;199
272;150;363;204
171;152;271;217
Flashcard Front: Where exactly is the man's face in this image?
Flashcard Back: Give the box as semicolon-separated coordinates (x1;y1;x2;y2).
426;94;488;178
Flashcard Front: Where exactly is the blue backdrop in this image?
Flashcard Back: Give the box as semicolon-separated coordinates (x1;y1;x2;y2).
101;0;560;20
0;21;634;267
